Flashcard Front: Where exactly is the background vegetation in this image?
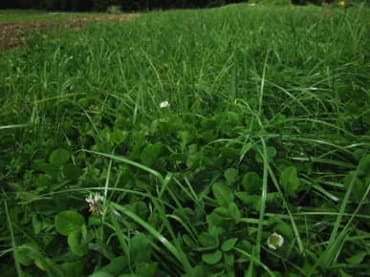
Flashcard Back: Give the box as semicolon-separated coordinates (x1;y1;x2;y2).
0;2;369;277
2;0;243;11
1;0;369;11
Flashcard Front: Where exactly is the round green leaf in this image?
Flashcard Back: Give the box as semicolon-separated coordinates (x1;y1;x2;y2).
140;144;162;166
131;233;151;263
35;174;52;187
202;250;222;265
280;166;300;196
60;261;84;277
68;230;88;257
212;182;234;207
199;232;219;248
275;220;294;239
235;192;261;211
55;210;85;236
228;202;241;223
99;256;127;275
241;172;262;193
16;244;40;265
221;238;238;252
224;168;239;185
49;148;70;165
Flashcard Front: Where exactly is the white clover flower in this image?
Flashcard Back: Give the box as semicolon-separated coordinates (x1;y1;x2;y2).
267;232;284;250
85;193;104;214
159;101;170;108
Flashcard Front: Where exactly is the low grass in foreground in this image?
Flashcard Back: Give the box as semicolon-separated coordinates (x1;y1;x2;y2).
0;4;369;277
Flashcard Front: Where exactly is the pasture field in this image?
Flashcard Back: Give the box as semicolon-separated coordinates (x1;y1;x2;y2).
0;3;369;277
0;10;136;50
0;10;103;23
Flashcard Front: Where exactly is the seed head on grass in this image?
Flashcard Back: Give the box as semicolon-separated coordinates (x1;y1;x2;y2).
85;193;104;215
267;232;284;250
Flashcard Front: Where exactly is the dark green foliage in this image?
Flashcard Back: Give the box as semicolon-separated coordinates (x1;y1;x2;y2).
2;0;369;11
0;0;94;11
0;4;369;277
92;0;246;11
0;0;244;10
92;0;119;11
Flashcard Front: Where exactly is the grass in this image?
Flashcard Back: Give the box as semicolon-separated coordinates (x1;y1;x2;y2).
0;9;103;23
0;3;369;277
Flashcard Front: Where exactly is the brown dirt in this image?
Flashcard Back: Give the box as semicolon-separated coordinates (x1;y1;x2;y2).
0;14;138;51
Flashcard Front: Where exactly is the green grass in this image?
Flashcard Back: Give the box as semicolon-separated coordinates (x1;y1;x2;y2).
0;3;369;277
0;9;103;23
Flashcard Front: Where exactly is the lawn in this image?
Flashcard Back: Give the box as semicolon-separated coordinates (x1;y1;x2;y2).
0;3;369;277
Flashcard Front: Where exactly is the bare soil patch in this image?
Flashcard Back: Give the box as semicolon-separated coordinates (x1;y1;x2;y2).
0;14;138;51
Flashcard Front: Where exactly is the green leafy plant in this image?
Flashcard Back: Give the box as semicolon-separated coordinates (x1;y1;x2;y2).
1;3;369;277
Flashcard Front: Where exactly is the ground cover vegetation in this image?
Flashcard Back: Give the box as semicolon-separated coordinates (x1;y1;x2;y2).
0;10;104;23
0;3;369;277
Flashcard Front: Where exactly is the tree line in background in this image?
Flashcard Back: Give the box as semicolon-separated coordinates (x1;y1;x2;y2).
0;0;366;11
1;0;241;11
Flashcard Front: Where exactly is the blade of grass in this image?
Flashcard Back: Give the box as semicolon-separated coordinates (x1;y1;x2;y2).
266;165;305;254
4;200;23;277
234;247;276;277
247;137;269;275
82;149;164;183
111;202;193;275
0;124;31;130
258;51;269;116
